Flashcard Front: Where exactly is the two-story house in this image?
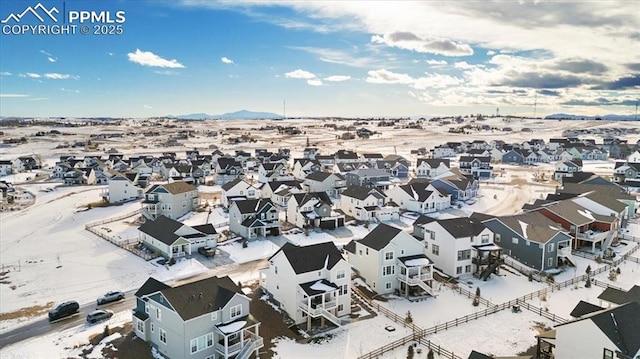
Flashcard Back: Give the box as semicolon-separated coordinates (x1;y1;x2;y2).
291;158;321;179
214;158;244;185
429;174;479;203
257;162;291;183
553;159;583;181
221;178;259;208
132;276;263;359
416;159;451;178
344;169;391;191
228;199;280;239
0;160;13;176
346;224;435;297
261;242;350;331
287;192;344;230
100;173;144;204
142;182;199;220
459;156;493;179
418;217;496;278
303;171;346;197
339;185;399;222
259;180;304;208
138;215;217;259
385;183;451;214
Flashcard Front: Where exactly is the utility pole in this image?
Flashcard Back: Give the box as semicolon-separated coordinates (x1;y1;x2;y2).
533;91;538;119
283;100;286;120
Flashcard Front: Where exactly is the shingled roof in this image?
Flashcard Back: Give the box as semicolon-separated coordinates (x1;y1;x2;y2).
435;217;486;239
341;185;385;201
138;215;184;245
160;276;243;321
359;224;404;251
271;242;344;274
135;277;170;298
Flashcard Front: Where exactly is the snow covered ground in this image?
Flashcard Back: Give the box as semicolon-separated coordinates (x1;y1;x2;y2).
456;268;548;304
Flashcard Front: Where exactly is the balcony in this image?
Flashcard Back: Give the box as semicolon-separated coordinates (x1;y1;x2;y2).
215;329;263;358
576;230;610;242
558;247;572;257
299;300;337;316
398;272;432;285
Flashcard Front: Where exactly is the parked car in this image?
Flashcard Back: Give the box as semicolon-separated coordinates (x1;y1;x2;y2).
97;291;125;305
86;309;113;324
198;246;216;257
48;301;80;322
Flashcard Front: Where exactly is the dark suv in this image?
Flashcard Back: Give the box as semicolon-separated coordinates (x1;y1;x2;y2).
48;301;80;322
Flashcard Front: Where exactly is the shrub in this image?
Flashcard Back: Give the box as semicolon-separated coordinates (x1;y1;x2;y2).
585;278;592;288
472;297;480;306
427;349;434;359
585;265;592;275
103;325;111;339
475;287;481;297
616;267;621;274
405;311;413;324
168;258;176;266
528;272;533;282
608;269;618;281
407;344;414;359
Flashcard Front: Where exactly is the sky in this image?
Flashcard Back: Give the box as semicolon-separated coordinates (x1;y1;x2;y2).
0;0;638;118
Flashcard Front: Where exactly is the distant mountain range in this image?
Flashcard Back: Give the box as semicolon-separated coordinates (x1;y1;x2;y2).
545;113;638;121
167;110;282;120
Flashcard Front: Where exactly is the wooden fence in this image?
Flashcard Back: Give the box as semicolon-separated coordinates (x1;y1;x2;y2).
85;209;141;228
503;257;545;282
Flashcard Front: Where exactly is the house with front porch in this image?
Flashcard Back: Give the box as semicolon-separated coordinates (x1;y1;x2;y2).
142;181;199;220
228;199;280;240
346;224;435;297
482;211;573;271
429;173;479;203
553;159;583;181
287;192;345;230
292;158;321;179
260;242;350;331
259;180;304;208
138;215;217;259
257;162;292;183
132;275;263;359
221;178;259;208
385;183;451;214
340;185;399;222
303;171;346;197
214;158;244;185
344;168;391;190
459;156;493;179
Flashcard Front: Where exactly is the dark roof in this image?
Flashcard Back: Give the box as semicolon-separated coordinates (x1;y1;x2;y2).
416;158;450;168
569;300;603;318
299;279;338;296
160;276;243;321
344;240;356;254
135;277;171;298
265;180;303;192
305;171;334;181
192;224;217;235
341;185;385;200
271;242;344;274
436;217;486;238
396;183;435;202
138;215;184;245
597;285;640;305
469;212;496;222
468;350;492;359
359;224;403;250
412;215;436;226
160;181;197;195
491;211;568;244
291;192;332;207
221;178;245;191
232;199;273;214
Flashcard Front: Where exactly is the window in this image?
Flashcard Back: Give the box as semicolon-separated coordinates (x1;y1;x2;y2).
159;328;167;344
151;323;155;333
457;250;471;261
366;248;369;255
547;243;555;252
274;266;278;274
603;349;614;359
156;308;162;321
495;234;501;242
338;304;344;311
230;304;242;319
182;201;186;208
481;234;490;243
337;269;346;279
211;311;217;321
145;302;149;314
385;282;392;290
512;237;519;245
429;231;435;240
136;319;144;333
570;225;576;233
191;332;214;353
359;250;363;256
339;284;348;295
432;244;440;256
465;265;471;273
384;251;394;261
383;265;395;276
456;266;462;275
205;355;214;359
424;242;428;249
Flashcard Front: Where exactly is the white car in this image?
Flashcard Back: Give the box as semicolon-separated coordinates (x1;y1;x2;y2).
97;290;125;305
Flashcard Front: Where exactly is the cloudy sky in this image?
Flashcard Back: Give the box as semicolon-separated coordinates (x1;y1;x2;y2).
0;0;638;118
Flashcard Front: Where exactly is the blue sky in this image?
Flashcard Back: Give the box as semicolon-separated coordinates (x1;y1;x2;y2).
0;0;638;118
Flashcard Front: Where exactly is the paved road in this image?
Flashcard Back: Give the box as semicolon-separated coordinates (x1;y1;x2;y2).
0;258;267;349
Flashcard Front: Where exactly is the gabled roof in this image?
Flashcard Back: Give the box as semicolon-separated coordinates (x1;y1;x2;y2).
192;224;217;235
271;242;344;274
232;198;274;214
135;277;171;298
490;211;568;244
416;158;450;168
597;285;640;305
291;192;332;207
541;200;597;226
160;276;243;321
147;181;197;195
579;191;628;213
359;223;403;250
221;178;247;191
395;183;436;202
557;302;640;356
412;215;436;226
569;300;603;318
305;171;344;181
341;185;385;200
348;168;390;177
433;217;486;238
138;215;185;245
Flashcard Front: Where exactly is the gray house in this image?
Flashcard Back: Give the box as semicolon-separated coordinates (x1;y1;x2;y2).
345;168;392;190
482;211;573;271
229;199;280;240
132;276;263;359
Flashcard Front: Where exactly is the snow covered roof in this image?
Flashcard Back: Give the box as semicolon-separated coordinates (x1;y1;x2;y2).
299;279;338;296
217;320;247;334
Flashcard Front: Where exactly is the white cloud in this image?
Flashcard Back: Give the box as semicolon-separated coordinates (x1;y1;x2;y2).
426;59;447;66
366;69;414;85
324;75;351;82
44;73;73;79
307;79;323;86
40;50;57;62
454;61;475;70
24;73;41;78
143;105;153;109
221;57;234;64
412;73;464;90
0;72;12;76
371;32;473;56
487;50;496;56
108;52;115;56
285;69;316;79
367;68;462;90
127;49;185;68
0;93;29;98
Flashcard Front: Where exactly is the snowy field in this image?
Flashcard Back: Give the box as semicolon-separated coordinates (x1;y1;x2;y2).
456;267;548;304
425;309;555;358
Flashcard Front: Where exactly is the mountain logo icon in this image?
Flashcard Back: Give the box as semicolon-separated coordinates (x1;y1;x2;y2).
1;3;59;23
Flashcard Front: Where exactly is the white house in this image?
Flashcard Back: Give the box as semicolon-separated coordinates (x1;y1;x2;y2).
628;150;640;163
141;181;199;220
292;159;321;179
287;192;344;230
221;178;259;208
259;180;304;208
385;183;451;214
261;242;350;331
100;174;143;204
418;217;494;278
258;162;291;183
431;145;456;159
346;224;435;297
416;159;451;178
0;160;13;176
138;215;217;259
228;199;280;239
340;185;399;222
541;302;640;359
303;171;346;197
